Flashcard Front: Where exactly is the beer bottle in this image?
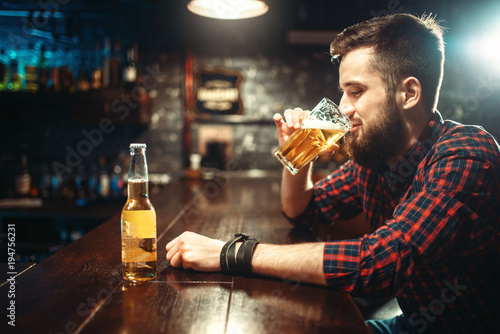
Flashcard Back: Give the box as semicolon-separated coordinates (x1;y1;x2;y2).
121;143;157;282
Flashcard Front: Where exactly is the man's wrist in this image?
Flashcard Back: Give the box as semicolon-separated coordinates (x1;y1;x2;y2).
220;233;259;275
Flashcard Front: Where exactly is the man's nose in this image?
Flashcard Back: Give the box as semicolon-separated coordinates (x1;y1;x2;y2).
339;97;355;119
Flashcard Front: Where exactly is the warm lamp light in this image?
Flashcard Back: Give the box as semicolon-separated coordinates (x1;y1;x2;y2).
187;0;269;20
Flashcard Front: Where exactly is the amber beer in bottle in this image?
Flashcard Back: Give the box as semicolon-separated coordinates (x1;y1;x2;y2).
121;143;157;282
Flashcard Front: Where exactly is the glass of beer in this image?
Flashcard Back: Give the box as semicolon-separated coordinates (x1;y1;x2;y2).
274;97;351;175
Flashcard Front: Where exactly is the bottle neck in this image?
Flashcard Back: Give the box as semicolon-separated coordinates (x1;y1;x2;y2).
127;179;149;200
128;146;149;200
128;148;148;180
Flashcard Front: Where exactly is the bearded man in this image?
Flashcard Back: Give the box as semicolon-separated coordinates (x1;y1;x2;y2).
166;14;500;333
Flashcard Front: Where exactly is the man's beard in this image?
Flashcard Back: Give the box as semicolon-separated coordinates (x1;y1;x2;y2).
345;96;406;170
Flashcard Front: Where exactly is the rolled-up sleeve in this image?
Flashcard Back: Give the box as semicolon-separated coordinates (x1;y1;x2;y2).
283;160;364;228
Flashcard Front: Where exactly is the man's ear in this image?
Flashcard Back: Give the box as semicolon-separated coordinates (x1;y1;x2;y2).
402;77;422;110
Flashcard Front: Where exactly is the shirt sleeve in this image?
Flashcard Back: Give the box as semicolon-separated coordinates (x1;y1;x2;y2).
283;160;364;228
323;135;500;298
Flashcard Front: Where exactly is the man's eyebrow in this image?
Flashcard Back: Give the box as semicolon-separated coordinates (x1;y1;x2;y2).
338;80;367;91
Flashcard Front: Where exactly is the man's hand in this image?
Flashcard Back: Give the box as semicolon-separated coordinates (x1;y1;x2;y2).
273;108;308;146
166;231;327;286
166;231;225;272
273;108;339;155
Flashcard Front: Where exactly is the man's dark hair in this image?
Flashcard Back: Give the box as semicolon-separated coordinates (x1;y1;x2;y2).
330;14;445;111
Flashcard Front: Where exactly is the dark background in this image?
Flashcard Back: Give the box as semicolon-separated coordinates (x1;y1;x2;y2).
1;0;499;178
1;0;499;175
0;0;499;262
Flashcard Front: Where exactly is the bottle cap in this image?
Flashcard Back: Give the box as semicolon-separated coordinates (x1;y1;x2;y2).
129;143;146;149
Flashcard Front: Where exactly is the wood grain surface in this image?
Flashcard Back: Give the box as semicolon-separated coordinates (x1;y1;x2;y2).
0;177;370;334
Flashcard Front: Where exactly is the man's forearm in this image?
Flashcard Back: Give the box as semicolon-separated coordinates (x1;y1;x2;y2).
281;163;315;218
251;242;327;286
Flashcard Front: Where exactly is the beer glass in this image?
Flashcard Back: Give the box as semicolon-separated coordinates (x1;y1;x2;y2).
274;98;351;175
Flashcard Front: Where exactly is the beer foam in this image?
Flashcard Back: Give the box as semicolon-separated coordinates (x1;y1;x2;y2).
301;119;350;131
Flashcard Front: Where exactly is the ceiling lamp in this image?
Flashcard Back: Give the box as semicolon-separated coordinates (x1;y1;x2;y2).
187;0;269;20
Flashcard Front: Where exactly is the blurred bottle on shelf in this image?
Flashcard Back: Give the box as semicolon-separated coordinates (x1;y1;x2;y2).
0;38;147;94
185;153;202;179
37;44;49;92
60;170;75;200
29;161;40;198
110;159;124;199
98;155;110;201
49;45;62;93
101;37;111;89
74;164;88;207
39;161;52;199
0;48;8;91
15;155;32;197
24;43;39;92
8;45;22;91
60;46;76;93
77;55;91;91
91;43;102;90
87;161;99;203
110;38;123;89
123;44;138;91
51;169;61;199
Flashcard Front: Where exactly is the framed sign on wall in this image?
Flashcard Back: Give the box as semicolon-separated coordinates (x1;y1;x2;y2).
194;67;244;117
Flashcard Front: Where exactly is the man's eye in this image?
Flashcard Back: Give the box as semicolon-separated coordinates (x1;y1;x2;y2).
351;90;362;96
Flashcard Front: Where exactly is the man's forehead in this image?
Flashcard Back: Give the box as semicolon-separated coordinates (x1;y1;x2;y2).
339;47;379;87
340;47;375;70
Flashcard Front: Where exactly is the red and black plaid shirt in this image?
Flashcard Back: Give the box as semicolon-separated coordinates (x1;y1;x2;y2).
287;111;500;332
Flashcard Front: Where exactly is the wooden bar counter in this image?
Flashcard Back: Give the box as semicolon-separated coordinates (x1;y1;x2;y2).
1;175;370;333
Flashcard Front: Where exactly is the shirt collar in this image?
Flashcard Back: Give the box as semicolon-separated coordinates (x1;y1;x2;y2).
406;110;445;163
377;111;445;185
